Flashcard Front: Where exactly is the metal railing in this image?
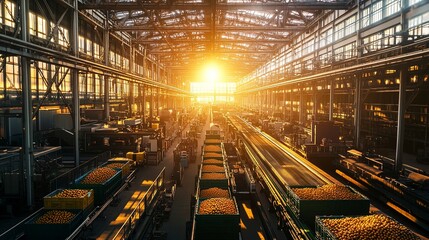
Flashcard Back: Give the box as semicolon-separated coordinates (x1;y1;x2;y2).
49;151;111;191
112;167;165;240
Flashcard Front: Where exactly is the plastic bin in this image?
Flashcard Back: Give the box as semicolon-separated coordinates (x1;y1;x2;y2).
24;209;82;239
73;169;122;206
126;152;146;166
44;189;94;210
287;185;370;230
194;197;240;240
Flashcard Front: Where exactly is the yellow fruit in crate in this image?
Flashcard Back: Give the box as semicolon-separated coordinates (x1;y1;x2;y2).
200;187;229;198
54;189;89;198
105;163;125;169
322;214;420;240
199;198;236;215
202;165;225;172
292;185;363;200
201;173;225;180
82;167;117;184
35;210;76;224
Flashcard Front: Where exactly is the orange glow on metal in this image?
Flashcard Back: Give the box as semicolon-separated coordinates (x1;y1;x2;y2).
242;202;254;219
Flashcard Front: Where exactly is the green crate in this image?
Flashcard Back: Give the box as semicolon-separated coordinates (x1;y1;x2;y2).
44;189;94;210
73;169;122;206
194;198;240;240
287;185;370;231
199;170;229;189
315;215;344;240
24;209;82;239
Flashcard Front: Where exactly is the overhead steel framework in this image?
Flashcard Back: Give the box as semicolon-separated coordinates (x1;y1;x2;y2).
80;0;352;78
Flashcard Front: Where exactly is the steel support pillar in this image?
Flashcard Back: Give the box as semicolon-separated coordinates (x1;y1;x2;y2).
103;14;110;121
142;85;146;124
395;68;406;175
157;88;160;116
129;45;135;116
313;84;317;121
283;90;287;121
299;87;305;125
329;79;334;121
72;0;80;167
20;0;33;208
150;87;154;120
354;76;362;149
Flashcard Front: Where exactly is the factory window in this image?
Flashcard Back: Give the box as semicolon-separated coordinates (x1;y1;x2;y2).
123;58;129;70
58;26;69;48
109;51;115;65
319;52;332;67
37;62;49;92
93;43;101;59
87;74;94;98
361;7;370;28
384;25;402;46
79;74;87;95
4;0;16;28
409;0;422;6
37;15;47;39
0;3;2;25
116;53;122;67
319;28;333;48
302;39;314;55
345;43;356;58
323;12;334;27
58;67;71;93
79;35;85;53
385;0;400;16
5;57;19;90
29;12;37;36
30;65;37;91
408;14;429;37
372;1;383;24
344;15;356;36
86;39;92;55
334;21;345;41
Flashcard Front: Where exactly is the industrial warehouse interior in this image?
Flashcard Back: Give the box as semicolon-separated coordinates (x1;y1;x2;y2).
0;0;429;239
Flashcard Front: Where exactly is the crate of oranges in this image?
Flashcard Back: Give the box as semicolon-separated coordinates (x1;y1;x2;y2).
194;197;240;240
105;159;132;179
44;189;94;210
73;167;122;206
315;214;420;240
24;209;82;239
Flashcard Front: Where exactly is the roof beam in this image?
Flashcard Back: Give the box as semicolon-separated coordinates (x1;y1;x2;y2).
149;50;274;55
113;25;304;32
80;2;350;11
133;39;290;44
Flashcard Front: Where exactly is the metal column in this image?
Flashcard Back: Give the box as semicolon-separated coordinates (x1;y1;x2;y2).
329;79;334;121
395;68;406;175
20;0;33;208
129;45;135;116
71;0;80;167
354;76;362;149
103;14;110;121
283;90;287;121
299;87;305;124
313;84;317;121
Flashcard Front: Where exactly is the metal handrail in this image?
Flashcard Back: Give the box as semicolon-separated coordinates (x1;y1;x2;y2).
112;167;165;240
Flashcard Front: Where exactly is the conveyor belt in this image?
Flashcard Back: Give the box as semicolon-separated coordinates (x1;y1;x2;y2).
229;115;328;186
